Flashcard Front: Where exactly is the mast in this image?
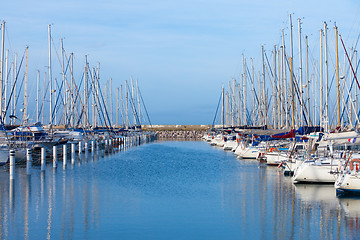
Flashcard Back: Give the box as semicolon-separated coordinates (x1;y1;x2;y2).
54;77;57;124
110;78;113;126
277;49;281;129
13;54;17;124
48;24;52;126
10;61;14;124
261;45;266;126
116;87;119;126
83;56;88;127
273;45;277;127
42;72;46;124
289;14;295;130
93;67;97;127
24;46;28;124
290;57;295;131
120;84;125;126
298;18;303;126
281;29;288;128
355;50;358;126
61;38;66;125
243;55;247;125
14;54;17;124
0;21;5;122
136;79;141;125
130;76;136;126
70;53;74;127
320;29;323;127
258;71;261;126
125;80;129;128
222;85;225;128
306;35;310;126
324;22;329;130
36;70;40;123
335;25;340;127
251;58;256;125
4;49;8;124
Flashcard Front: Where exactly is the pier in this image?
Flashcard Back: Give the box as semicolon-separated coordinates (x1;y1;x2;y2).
6;132;157;180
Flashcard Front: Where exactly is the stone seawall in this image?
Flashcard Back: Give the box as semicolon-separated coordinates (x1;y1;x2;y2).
155;130;205;139
142;125;211;139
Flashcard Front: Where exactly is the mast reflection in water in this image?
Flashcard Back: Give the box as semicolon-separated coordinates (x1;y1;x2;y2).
0;141;358;239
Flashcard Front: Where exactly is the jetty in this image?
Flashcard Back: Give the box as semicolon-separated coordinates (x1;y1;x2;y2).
0;22;158;181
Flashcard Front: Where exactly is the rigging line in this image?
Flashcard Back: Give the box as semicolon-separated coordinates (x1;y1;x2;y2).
340;59;360;123
38;76;50;120
65;62;91;130
138;86;152;127
92;70;112;131
340;35;360;91
4;48;25;120
284;52;310;126
245;65;260;105
211;91;222;130
51;78;65;124
4;62;12;96
55;55;72;120
15;76;24;120
66;73;84;126
127;79;141;126
91;71;108;128
125;80;141;127
89;71;109;128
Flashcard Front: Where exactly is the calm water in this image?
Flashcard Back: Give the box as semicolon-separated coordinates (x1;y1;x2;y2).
0;141;359;240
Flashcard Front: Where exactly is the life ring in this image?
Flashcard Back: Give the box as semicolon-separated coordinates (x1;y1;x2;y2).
349;159;360;171
269;147;277;153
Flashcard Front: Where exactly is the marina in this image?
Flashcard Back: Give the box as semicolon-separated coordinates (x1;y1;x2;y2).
1;1;360;238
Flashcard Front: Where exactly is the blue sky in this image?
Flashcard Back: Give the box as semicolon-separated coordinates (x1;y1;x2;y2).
1;0;360;125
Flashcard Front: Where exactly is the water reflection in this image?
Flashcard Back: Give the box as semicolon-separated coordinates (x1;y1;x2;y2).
339;197;360;240
0;142;359;239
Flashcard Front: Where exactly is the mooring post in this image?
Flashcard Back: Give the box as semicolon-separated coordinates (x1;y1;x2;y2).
63;144;67;167
71;143;75;164
41;147;46;171
84;141;88;152
53;145;57;168
78;141;82;154
26;148;32;175
91;140;95;152
9;149;15;180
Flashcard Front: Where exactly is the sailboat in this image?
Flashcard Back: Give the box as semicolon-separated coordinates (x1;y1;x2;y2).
335;153;360;196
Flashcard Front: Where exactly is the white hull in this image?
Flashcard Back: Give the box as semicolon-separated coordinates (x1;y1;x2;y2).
265;152;288;166
335;172;360;195
238;147;259;159
216;140;225;147
223;140;238;151
293;163;339;183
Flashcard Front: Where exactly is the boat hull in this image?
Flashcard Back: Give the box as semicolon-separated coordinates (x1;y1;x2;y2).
335;173;360;196
293;164;338;183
